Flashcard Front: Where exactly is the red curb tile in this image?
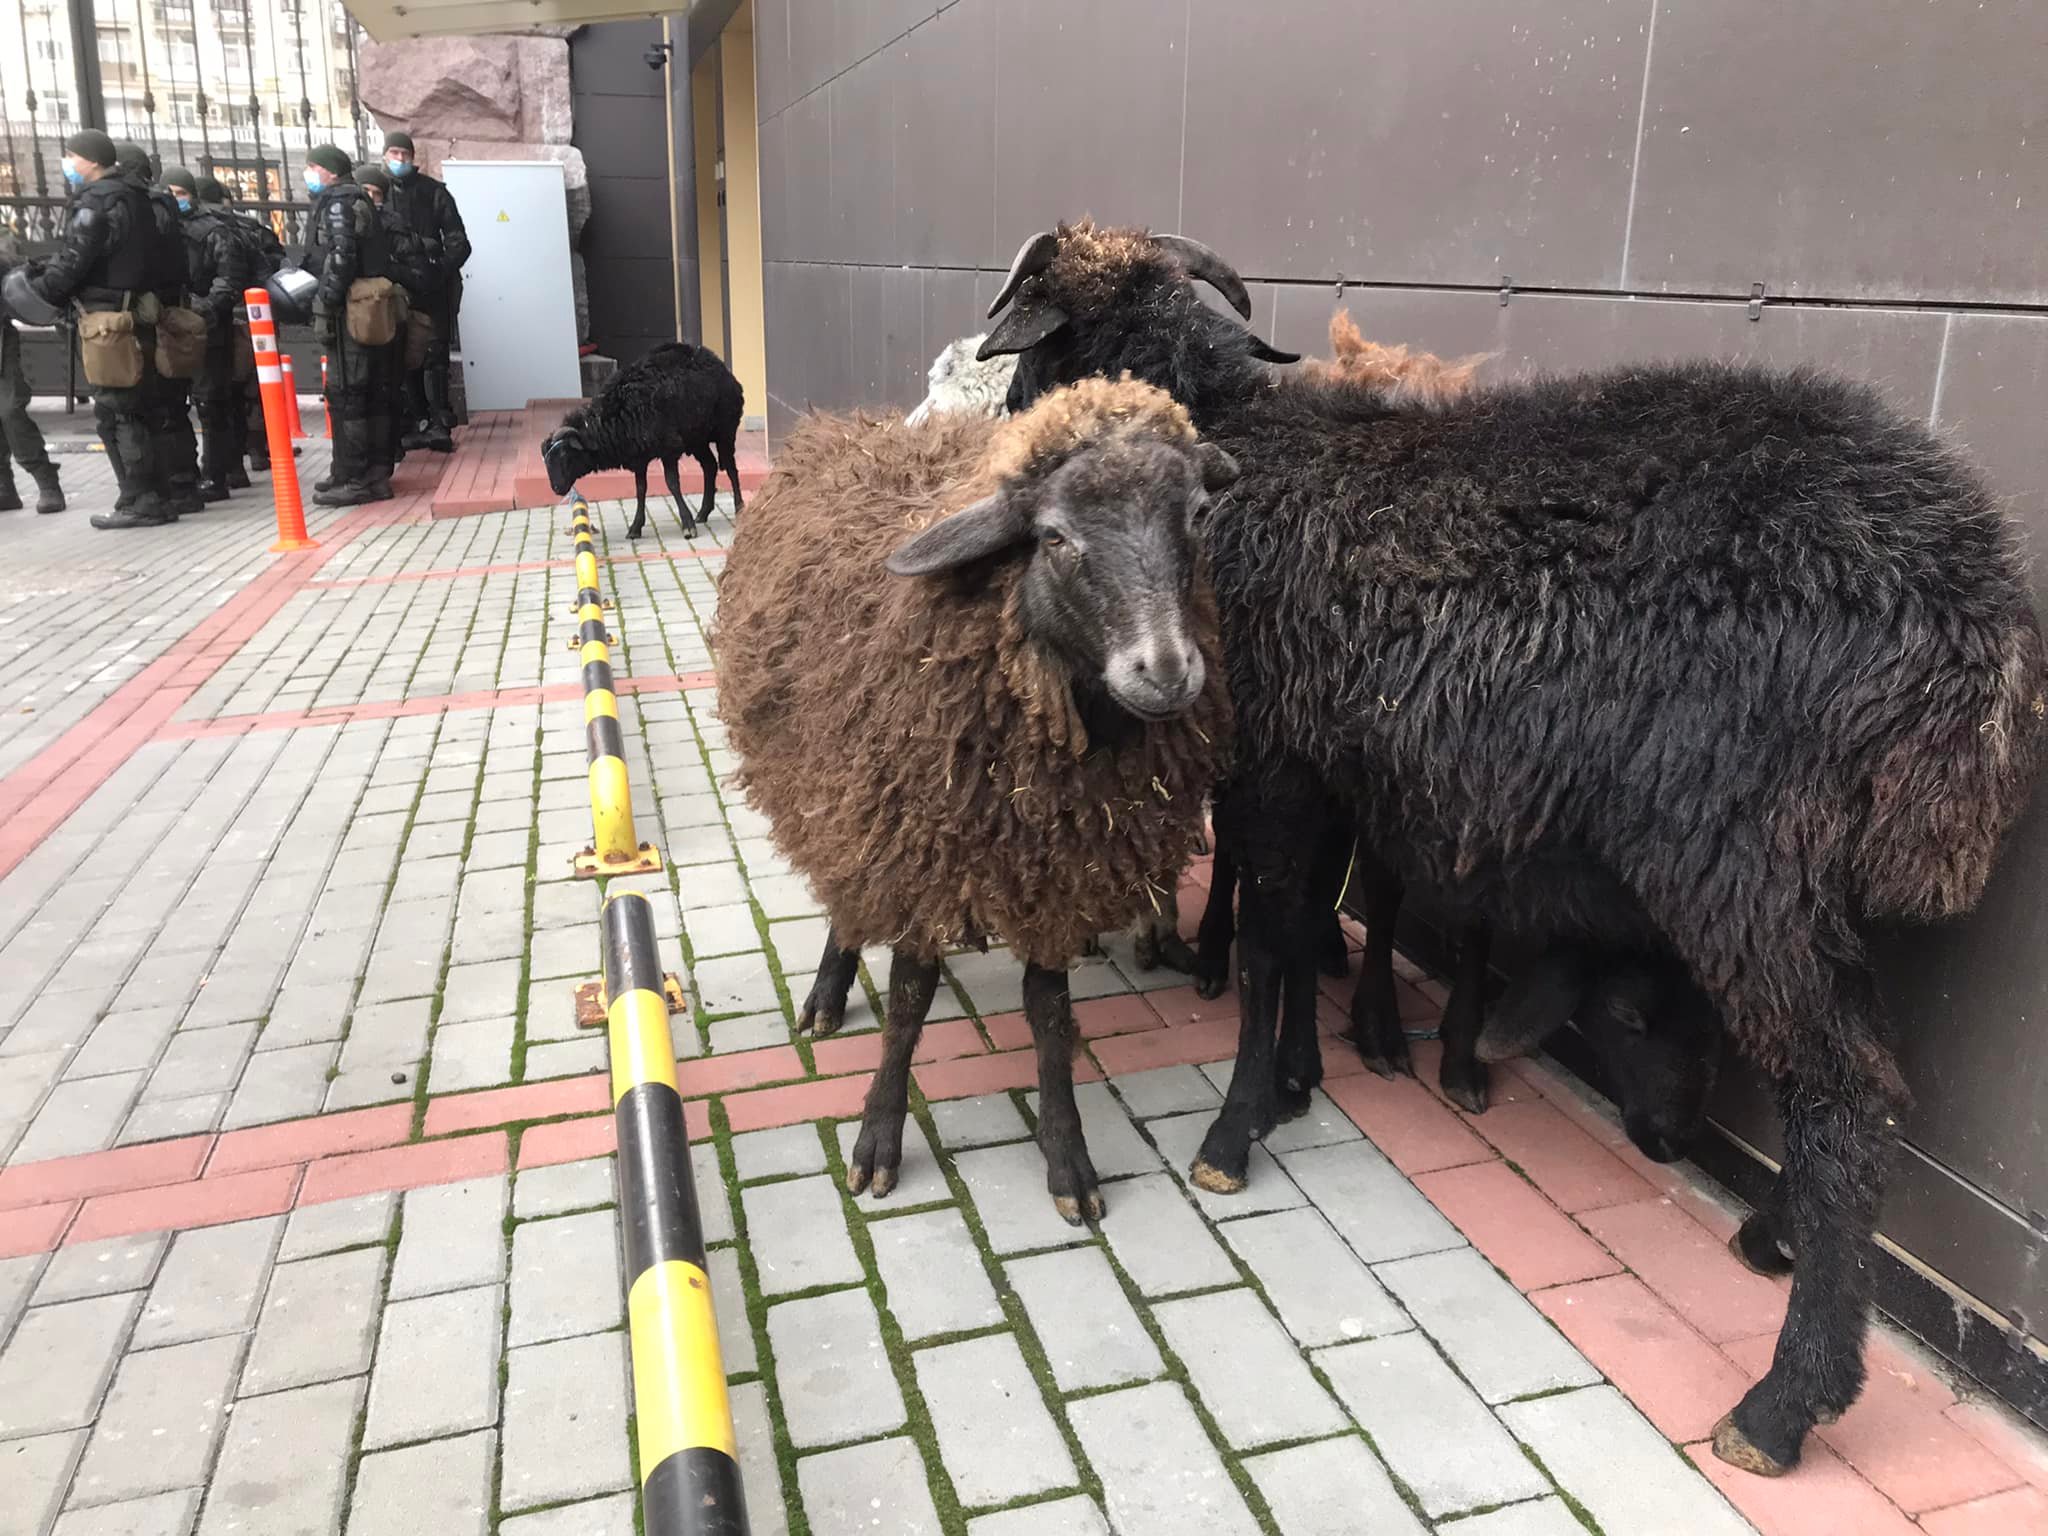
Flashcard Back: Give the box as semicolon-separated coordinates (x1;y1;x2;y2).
1144;985;1242;1027
0;1201;77;1258
1089;1017;1240;1076
678;1045;807;1098
1945;1399;2048;1494
1918;1486;2048;1535
0;1137;214;1213
810;1019;985;1077
519;1116;617;1168
1579;1197;1788;1344
1533;1274;1754;1443
914;1047;1105;1103
207;1105;415;1176
298;1132;508;1207
724;1075;870;1134
1464;1097;1655;1214
982;1012;1031;1053
1412;1159;1622;1291
1074;994;1166;1039
68;1165;302;1246
1325;1072;1493;1177
422;1075;610;1139
1721;1334;2022;1514
1685;1437;1920;1536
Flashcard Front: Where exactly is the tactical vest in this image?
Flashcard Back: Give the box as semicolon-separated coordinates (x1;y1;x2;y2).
81;177;152;294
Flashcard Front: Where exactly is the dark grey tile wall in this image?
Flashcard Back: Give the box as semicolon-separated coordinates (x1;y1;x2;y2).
572;18;679;368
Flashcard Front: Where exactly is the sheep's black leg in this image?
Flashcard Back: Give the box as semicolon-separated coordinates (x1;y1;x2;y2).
719;432;744;514
1022;963;1102;1224
693;448;720;524
1130;905;1196;975
1346;850;1414;1079
1193;769;1325;1192
846;948;940;1199
1437;921;1493;1114
628;465;648;540
661;455;695;536
1713;961;1901;1477
798;927;861;1038
1732;1172;1797;1276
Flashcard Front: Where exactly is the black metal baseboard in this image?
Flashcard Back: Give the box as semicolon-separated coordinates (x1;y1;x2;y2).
1379;907;2048;1433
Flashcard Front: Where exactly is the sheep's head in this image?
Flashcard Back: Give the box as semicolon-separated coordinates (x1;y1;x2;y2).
1476;948;1724;1164
886;377;1237;723
977;220;1296;413
540;421;590;497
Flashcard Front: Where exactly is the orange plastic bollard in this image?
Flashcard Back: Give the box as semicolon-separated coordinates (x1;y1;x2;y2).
280;354;305;438
245;288;318;553
319;354;333;439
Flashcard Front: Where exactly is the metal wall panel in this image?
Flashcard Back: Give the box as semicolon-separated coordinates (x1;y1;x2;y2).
828;47;900;265
1182;0;1647;287
1629;0;2048;302
992;0;1188;250
572;20;680;365
894;0;997;270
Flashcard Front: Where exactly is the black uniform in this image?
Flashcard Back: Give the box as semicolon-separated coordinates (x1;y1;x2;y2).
382;169;467;449
121;169;201;510
30;174;169;522
0;253;64;514
178;202;251;497
378;202;440;469
233;213;285;470
306;177;394;494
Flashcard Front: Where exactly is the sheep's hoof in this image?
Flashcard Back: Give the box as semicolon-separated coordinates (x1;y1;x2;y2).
1191;968;1230;1001
1729;1219;1796;1277
1350;1033;1414;1082
845;1154;899;1198
1189;1158;1247;1195
1053;1191;1105;1226
1439;1058;1490;1115
627;524;644;541
1711;1413;1795;1478
798;1004;845;1039
1146;933;1200;975
1274;1084;1314;1122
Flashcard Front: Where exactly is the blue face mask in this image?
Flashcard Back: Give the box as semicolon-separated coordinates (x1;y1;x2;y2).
385;158;412;178
175;194;192;212
304;168;325;195
62;163;83;188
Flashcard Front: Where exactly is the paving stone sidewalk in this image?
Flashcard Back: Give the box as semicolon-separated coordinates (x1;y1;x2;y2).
2;468;2045;1536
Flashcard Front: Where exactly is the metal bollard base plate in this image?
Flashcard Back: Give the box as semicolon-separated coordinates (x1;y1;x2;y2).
573;973;689;1029
571;842;664;879
565;628;619;651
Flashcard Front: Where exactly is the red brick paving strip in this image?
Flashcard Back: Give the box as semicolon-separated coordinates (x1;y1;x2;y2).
1578;1196;1787;1344
1409;1159;1621;1291
1532;1273;1755;1443
0;1136;214;1212
1463;1097;1657;1213
68;1164;303;1245
0;1200;78;1257
1324;1073;1492;1177
1686;1438;1922;1536
296;1130;509;1206
205;1103;415;1176
723;1076;870;1135
1917;1486;2048;1535
810;1017;986;1077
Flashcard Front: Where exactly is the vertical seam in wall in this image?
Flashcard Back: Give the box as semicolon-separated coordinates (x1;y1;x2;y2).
990;0;1001;271
1176;0;1192;232
1928;311;1956;429
1617;0;1661;289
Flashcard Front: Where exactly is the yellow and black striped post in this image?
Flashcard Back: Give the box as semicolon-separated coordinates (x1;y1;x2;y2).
606;887;749;1536
570;494;662;879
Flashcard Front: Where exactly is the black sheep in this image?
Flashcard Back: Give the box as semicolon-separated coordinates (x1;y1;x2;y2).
981;222;2045;1478
541;341;745;537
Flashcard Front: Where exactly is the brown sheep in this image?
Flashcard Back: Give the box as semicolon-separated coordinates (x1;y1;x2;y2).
713;377;1236;1221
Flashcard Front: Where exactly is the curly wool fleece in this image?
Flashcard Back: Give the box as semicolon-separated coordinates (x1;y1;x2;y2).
712;378;1230;968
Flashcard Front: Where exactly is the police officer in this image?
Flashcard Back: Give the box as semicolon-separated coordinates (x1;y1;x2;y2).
304;145;394;505
0;239;66;515
162;168;250;503
380;132;467;453
208;179;285;476
194;176;257;487
114;142;202;516
355;162;432;477
27;130;170;529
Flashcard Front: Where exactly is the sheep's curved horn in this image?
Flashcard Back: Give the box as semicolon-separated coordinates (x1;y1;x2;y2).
977;302;1069;359
1156;234;1252;320
1245;334;1301;365
988;231;1060;318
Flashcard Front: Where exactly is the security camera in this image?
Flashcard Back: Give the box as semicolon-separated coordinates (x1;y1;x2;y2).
643;41;672;70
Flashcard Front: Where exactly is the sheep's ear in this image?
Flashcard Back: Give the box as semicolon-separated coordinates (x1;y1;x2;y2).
1196;443;1239;492
1474;949;1588;1064
885;495;1027;577
979;302;1069;360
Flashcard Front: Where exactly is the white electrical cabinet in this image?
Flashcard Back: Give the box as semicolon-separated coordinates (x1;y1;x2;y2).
441;159;581;410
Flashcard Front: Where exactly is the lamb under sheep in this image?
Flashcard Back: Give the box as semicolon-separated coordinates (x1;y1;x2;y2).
904;334;1017;424
981;220;2045;1475
712;377;1237;1221
540;341;746;538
